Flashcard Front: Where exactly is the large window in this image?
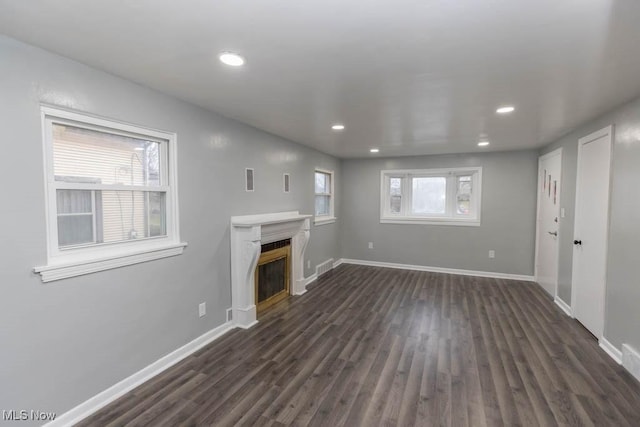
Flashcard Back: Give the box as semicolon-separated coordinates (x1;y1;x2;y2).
380;167;482;226
314;169;335;225
35;107;185;282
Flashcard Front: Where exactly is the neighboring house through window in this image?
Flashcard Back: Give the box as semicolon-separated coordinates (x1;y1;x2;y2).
314;168;335;225
380;167;482;226
35;107;185;282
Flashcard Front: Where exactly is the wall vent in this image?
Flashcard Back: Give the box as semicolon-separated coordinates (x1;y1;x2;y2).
284;173;290;193
245;168;254;192
226;308;233;322
316;258;335;278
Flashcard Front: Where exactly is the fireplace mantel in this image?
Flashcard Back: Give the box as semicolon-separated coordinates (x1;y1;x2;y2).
230;211;311;328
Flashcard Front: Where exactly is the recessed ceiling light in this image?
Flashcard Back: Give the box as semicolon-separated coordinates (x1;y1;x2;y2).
370;148;380;153
331;124;345;131
478;141;490;147
496;106;515;114
219;52;245;67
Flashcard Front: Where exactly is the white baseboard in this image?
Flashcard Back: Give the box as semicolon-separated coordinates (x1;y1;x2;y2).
44;321;235;427
303;257;342;288
338;258;535;281
622;344;640;383
599;337;623;364
315;258;335;277
554;297;573;317
303;273;317;287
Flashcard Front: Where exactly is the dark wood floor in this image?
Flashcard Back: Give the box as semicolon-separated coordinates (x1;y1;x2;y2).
78;264;640;426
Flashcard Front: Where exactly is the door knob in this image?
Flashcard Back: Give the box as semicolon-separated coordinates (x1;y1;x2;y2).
573;240;582;245
548;231;558;236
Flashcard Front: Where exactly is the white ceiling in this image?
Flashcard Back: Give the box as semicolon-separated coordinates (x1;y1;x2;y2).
2;0;640;158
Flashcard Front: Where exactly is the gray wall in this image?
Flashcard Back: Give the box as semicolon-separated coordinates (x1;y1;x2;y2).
340;150;539;276
541;95;640;351
0;35;340;420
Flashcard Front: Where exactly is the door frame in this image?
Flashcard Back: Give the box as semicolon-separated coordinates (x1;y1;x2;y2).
570;125;614;339
534;147;562;298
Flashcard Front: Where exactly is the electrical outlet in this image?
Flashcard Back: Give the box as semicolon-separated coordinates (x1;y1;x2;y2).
307;260;311;269
198;302;206;317
561;208;566;218
368;242;374;249
489;250;495;259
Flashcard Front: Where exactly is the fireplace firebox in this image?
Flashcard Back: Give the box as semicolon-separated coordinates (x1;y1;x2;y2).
255;239;291;314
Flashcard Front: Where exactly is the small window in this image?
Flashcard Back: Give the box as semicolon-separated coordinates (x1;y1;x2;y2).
314;169;335;225
380;167;482;226
35;107;185;282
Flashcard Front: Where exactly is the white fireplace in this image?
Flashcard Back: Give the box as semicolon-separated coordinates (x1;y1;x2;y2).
230;211;311;328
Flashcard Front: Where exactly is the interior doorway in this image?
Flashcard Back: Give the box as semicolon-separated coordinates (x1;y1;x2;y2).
535;148;562;298
571;125;613;339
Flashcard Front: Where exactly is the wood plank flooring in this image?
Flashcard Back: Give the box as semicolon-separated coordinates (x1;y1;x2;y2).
78;264;640;426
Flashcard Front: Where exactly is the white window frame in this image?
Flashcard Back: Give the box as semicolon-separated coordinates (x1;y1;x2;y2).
380;167;482;226
34;106;186;282
314;168;336;225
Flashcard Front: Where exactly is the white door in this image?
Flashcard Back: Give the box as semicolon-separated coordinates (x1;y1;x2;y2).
572;125;613;338
535;149;562;296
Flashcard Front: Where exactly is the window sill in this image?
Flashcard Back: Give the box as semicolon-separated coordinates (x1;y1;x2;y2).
34;242;188;283
314;216;337;226
380;217;480;227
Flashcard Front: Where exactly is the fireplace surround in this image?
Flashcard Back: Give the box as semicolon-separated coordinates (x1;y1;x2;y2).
230;211;311;328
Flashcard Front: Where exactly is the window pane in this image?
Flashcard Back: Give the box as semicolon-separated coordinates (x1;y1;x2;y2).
52;123;162;186
456;176;472;215
147;192;167;237
57;189;92;214
315;172;330;194
100;191;166;243
411;177;446;214
390;177;402;214
58;215;94;247
315;195;330;216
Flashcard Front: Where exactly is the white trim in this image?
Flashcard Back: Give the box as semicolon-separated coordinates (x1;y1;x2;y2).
538;148;564;162
304;258;343;287
599;337;622;364
38;106;184;279
554;297;572;317
315;258;335;277
43;321;234;427
534;147;562;298
230;212;311;328
313;216;336;226
339;259;534;281
314;168;335;221
571;125;614;337
40;106;175;140
380;218;480;227
380;167;482;226
622;344;640;382
303;273;318;287
34;242;187;282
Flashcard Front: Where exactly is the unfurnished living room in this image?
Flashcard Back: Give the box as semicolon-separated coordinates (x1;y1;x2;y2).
2;1;640;426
